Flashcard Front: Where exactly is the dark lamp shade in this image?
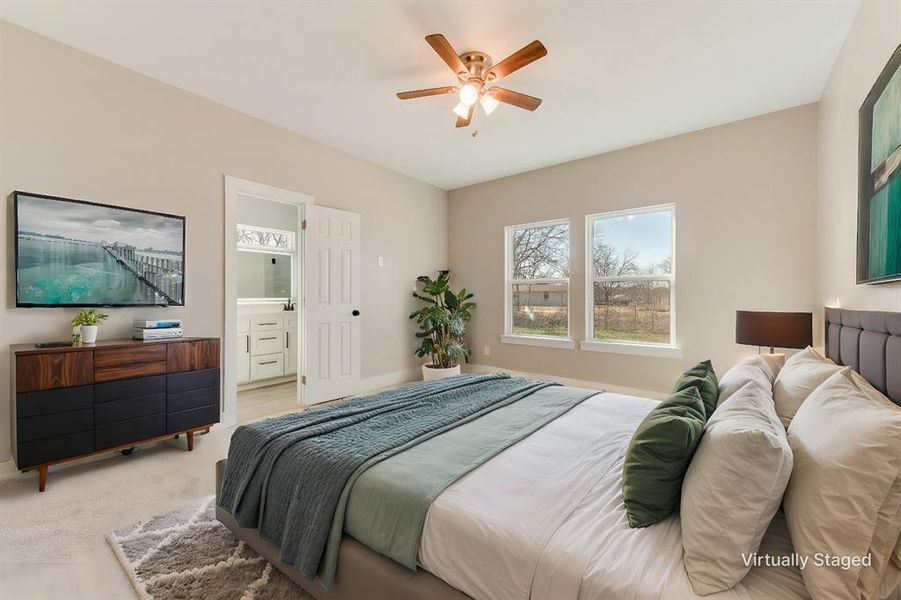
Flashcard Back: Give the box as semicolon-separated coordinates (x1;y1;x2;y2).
735;311;813;349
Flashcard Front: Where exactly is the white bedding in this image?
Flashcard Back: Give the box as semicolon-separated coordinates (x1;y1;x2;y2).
418;391;809;600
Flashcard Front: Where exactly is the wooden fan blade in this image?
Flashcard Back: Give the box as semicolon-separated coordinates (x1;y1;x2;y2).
425;34;469;79
486;40;547;80
396;86;458;100
489;87;542;111
455;104;474;128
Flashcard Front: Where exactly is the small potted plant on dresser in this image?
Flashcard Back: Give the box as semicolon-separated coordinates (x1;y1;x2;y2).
72;309;108;343
410;270;476;381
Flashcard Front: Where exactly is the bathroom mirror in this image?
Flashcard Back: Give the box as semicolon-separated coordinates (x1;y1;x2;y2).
237;251;292;301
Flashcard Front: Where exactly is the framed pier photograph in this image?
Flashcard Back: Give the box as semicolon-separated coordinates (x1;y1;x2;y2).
14;191;186;307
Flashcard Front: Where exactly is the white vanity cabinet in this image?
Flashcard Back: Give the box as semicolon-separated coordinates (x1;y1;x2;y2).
237;317;252;384
285;315;298;375
237;310;299;386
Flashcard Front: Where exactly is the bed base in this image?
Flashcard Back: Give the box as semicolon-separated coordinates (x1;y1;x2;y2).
215;459;469;600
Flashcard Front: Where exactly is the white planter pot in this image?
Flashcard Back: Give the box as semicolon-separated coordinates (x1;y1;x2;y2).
80;325;99;344
422;364;461;381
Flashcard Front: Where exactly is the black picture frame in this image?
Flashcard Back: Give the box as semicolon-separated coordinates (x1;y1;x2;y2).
857;43;901;285
13;190;187;307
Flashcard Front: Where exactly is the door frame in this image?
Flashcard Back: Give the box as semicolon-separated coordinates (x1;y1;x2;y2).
222;175;313;427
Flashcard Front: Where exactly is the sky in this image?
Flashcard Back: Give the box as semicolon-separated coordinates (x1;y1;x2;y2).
17;194;184;252
594;209;672;271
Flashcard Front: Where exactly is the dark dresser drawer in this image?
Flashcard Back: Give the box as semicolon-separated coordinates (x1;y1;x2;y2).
18;430;94;469
167;404;219;433
167;368;220;394
95;414;166;450
168;387;219;413
18;408;93;443
17;385;93;418
95;393;166;425
95;375;167;403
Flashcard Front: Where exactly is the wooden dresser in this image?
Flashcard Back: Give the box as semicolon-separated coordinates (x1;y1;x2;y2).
10;337;221;491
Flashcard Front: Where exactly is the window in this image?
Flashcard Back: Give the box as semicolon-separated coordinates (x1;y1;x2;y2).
503;219;572;347
236;224;294;251
584;205;677;355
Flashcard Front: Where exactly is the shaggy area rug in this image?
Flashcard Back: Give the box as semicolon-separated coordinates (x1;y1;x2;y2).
108;497;313;599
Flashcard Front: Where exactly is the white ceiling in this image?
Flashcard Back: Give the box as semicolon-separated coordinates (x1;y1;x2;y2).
1;1;859;190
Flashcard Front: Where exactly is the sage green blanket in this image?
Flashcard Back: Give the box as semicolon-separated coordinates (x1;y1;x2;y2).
318;384;598;584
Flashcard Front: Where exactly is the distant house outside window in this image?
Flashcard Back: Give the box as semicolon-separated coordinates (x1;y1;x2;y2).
585;205;675;347
504;219;570;340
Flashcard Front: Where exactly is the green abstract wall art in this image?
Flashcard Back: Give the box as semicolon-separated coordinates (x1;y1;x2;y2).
858;43;901;284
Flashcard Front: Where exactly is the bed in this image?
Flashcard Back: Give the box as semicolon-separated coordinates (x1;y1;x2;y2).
215;307;901;600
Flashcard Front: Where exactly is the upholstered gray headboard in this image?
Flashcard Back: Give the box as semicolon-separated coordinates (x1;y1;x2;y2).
824;308;901;406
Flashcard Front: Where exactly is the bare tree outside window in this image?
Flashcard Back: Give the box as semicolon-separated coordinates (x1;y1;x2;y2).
507;221;570;337
589;207;674;344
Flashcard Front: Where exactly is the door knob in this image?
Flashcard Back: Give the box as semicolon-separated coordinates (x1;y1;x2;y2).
352;310;360;317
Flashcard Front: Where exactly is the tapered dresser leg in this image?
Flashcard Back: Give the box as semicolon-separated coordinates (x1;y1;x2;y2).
187;431;195;452
38;465;48;492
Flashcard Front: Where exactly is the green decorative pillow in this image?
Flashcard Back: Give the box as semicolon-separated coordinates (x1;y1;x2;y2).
621;387;706;528
673;359;718;419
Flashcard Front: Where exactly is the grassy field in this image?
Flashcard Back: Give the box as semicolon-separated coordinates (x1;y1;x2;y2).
595;305;669;340
593;327;669;343
512;305;670;342
513;324;569;337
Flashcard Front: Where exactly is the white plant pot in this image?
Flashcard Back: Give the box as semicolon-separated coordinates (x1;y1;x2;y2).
80;325;99;344
422;363;461;381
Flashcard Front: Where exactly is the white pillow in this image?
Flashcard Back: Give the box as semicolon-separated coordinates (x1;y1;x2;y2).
759;353;786;379
681;381;793;595
717;355;778;405
772;346;841;427
784;368;901;600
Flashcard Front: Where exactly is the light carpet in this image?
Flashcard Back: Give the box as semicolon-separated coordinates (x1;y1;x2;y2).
108;496;312;599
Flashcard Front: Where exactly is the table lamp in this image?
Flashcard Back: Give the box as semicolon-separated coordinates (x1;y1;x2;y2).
735;311;813;353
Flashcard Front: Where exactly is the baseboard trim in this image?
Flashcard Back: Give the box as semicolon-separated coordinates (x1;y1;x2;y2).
0;458;22;482
463;363;667;400
238;375;297;392
351;368;421;397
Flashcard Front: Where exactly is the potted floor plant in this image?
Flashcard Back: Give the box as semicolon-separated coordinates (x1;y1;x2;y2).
72;309;108;344
410;271;476;381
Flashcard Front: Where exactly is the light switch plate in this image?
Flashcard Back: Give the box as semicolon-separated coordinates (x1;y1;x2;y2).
483;345;490;356
377;255;385;267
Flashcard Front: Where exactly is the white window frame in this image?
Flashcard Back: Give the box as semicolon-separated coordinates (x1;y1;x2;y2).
581;203;681;358
502;218;575;350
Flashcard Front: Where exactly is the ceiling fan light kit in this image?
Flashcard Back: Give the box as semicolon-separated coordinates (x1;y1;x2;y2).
396;34;547;128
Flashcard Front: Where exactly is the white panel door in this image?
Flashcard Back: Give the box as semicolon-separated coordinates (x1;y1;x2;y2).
305;206;361;404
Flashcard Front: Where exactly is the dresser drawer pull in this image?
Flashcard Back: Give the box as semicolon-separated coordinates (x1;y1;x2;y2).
258;360;278;365
286;331;289;348
257;322;278;326
258;336;278;341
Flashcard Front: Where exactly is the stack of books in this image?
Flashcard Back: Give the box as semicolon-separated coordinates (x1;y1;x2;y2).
132;319;183;340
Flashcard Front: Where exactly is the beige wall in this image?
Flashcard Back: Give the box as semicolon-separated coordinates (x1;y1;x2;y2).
0;23;448;463
449;105;819;393
816;0;901;322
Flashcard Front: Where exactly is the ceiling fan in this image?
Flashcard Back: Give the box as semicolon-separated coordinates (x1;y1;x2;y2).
396;34;547;128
